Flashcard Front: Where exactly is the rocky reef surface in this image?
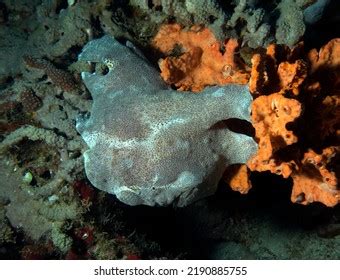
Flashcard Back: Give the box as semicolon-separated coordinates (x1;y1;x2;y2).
0;0;339;260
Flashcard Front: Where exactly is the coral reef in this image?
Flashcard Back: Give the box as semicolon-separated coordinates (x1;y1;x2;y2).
248;43;307;95
0;27;27;85
77;35;257;206
0;1;175;259
106;0;227;46
109;0;312;49
23;56;77;92
152;24;249;91
19;88;42;113
0;0;339;261
249;93;302;175
275;0;305;46
291;147;339;206
153;22;339;206
247;39;340;206
223;164;252;194
0;0;322;87
0;0;97;87
0;100;25;134
0;125;84;192
0;126;84;243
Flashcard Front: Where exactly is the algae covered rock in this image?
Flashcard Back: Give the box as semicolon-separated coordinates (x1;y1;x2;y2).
77;36;257;207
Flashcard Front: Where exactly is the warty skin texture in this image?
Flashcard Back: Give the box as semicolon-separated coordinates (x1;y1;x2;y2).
77;36;257;207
